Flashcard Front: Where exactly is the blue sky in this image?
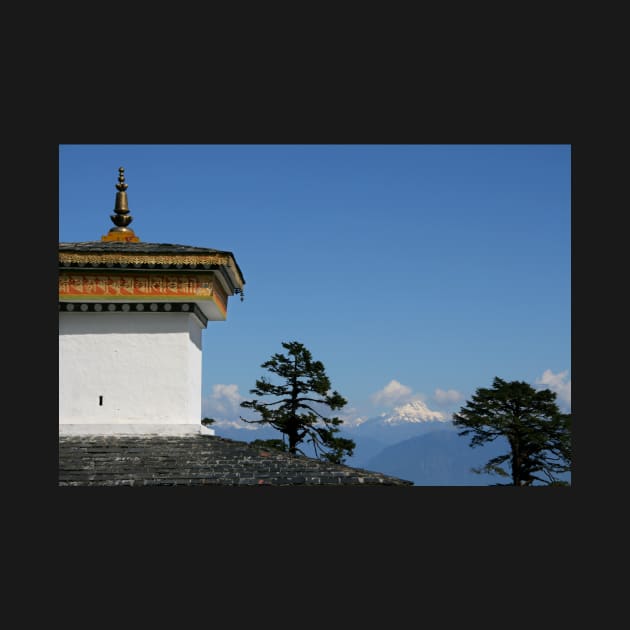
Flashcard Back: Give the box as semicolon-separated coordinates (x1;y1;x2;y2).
59;144;571;428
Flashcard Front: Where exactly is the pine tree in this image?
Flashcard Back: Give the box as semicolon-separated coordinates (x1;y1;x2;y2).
240;341;355;464
453;376;571;486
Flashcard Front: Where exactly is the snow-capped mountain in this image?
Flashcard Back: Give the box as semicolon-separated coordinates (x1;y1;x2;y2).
380;399;448;425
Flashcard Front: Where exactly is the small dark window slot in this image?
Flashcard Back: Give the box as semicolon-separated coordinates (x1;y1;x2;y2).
99;395;103;406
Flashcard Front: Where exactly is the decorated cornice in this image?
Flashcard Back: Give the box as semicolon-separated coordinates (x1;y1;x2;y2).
59;251;232;267
59;271;228;318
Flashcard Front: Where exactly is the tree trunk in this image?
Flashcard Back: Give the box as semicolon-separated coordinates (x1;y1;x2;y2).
288;433;298;455
511;439;521;486
287;357;299;455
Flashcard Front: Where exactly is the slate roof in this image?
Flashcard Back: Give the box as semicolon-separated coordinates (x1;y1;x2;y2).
58;435;414;486
59;241;229;255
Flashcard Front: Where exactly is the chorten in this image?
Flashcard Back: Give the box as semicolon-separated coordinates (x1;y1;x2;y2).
59;167;245;436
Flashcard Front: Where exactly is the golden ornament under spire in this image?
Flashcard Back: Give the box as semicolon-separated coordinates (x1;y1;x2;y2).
101;167;140;242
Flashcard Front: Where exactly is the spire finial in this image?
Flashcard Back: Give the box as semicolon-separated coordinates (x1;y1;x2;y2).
101;166;140;242
116;167;128;192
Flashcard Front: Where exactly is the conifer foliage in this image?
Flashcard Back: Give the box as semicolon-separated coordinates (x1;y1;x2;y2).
240;341;355;464
453;376;572;485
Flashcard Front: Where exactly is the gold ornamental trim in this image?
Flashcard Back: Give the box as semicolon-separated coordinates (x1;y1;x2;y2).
101;231;140;243
59;272;218;300
59;252;232;266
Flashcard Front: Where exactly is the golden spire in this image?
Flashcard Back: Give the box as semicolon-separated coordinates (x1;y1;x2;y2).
101;167;140;242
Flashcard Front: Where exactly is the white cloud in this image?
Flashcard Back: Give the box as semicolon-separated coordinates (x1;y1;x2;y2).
211;419;259;430
536;369;571;408
433;388;463;405
370;380;413;406
202;383;244;419
211;383;242;406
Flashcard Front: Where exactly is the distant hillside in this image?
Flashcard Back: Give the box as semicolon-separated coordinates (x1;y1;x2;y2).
340;416;455;469
345;417;453;446
343;435;388;468
364;431;509;486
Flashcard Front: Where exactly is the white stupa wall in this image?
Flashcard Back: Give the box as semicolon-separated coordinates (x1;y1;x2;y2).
59;311;206;434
